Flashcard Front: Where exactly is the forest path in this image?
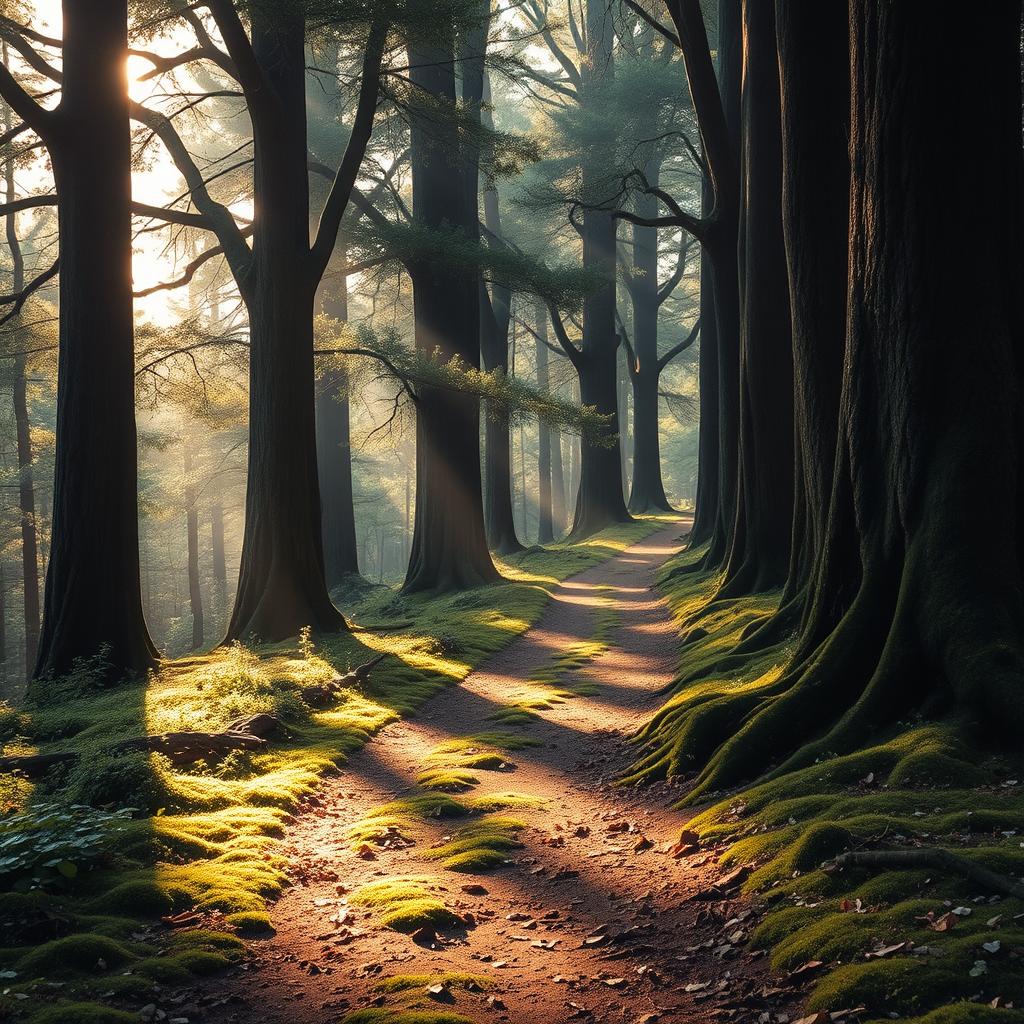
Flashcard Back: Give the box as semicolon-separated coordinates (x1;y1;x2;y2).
200;521;783;1024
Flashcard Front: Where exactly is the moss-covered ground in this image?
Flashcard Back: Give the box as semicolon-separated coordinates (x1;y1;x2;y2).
0;519;665;1024
639;545;1024;1024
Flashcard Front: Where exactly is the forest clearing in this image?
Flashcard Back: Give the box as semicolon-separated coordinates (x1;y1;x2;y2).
0;2;1022;1023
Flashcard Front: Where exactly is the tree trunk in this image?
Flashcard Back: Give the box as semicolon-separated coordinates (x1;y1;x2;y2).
35;0;157;681
478;67;522;557
764;0;850;642
403;28;498;593
688;173;718;543
535;302;554;544
226;6;343;641
316;278;360;587
716;0;793;596
184;448;204;650
569;0;631;540
664;0;1024;800
210;502;227;635
3;134;40;679
627;164;674;514
669;0;742;567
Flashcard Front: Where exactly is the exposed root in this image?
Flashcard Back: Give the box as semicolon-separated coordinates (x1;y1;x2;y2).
830;849;1024;900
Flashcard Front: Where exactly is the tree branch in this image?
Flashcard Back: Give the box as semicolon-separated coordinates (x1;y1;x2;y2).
0;63;54;141
547;304;584;371
657;232;692;304
656;316;700;372
0;193;54;216
309;21;387;284
0;257;58;325
131;99;253;289
622;0;680;47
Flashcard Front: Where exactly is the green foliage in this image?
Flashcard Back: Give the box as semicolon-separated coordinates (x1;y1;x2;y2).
351;876;462;933
0;803;134;885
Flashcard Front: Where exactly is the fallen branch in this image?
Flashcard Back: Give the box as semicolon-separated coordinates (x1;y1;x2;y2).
830;849;1024;900
300;654;388;708
0;714;287;775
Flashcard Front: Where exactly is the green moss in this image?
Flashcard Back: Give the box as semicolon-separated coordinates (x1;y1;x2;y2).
18;934;136;976
416;768;481;793
226;910;275;933
373;973;491;993
29;1004;139;1024
351;877;462;933
464;791;546;813
639;552;1024;1024
422;817;524;872
342;1011;477;1024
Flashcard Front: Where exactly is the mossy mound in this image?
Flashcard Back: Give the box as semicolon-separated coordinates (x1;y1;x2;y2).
343;1011;477;1024
29;1004;139;1024
422;817;524;872
351;877;463;933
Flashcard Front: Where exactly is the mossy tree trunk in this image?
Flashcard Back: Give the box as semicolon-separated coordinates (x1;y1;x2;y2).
646;0;1024;800
0;0;160;681
403;25;499;593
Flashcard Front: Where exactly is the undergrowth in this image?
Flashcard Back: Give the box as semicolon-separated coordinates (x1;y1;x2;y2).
0;518;663;1023
641;545;1024;1024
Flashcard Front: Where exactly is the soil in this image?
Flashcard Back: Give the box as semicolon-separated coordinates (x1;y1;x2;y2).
191;521;804;1024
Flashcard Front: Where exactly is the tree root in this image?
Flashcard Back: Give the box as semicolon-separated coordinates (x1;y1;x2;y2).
830;849;1024;900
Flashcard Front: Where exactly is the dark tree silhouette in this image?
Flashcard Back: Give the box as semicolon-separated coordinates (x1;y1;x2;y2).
0;0;158;681
403;17;499;593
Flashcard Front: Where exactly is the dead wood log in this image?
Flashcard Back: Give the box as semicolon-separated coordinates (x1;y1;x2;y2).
830;848;1024;900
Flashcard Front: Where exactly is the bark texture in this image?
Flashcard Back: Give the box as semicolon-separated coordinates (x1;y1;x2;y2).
34;0;157;680
403;25;498;593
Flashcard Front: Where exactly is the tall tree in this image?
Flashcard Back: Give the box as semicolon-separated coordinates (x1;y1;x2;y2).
132;2;387;641
403;10;499;592
714;0;792;596
653;0;1024;800
183;447;204;649
0;0;158;680
2;94;40;678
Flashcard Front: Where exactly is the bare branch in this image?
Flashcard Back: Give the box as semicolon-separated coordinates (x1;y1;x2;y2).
656;316;700;372
0;257;58;325
309;21;387;284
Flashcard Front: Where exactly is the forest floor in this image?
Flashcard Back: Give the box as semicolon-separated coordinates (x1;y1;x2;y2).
187;521;801;1024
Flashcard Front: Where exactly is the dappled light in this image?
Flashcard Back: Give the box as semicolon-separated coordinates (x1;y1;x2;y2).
0;2;1020;1024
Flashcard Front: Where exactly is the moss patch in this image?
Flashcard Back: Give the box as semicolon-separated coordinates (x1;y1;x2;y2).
640;547;1024;1024
351;877;463;933
422;816;525;872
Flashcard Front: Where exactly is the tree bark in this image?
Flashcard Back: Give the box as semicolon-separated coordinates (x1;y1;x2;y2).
535;302;554;544
225;6;344;641
667;0;742;567
316;277;360;587
184;448;204;650
716;0;793;596
569;0;631;539
403;24;498;593
3;129;40;678
33;0;157;680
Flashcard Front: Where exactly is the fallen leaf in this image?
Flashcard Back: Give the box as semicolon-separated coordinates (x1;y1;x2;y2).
864;941;907;959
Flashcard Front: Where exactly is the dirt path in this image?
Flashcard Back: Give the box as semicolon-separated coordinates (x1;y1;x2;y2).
197;522;793;1024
